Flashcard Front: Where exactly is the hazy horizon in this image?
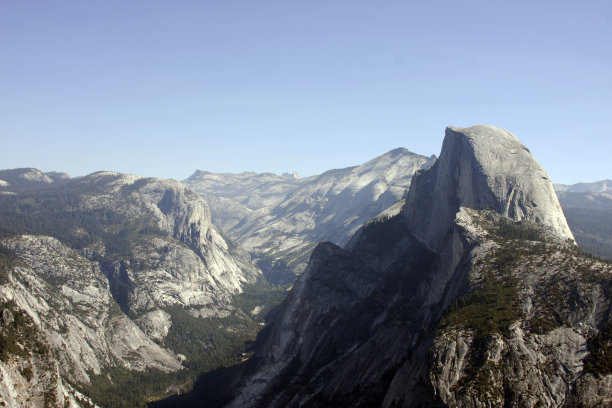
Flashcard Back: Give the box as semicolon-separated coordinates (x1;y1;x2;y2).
2;1;611;184
2;143;611;187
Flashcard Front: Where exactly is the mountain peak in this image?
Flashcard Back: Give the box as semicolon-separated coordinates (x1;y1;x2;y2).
281;171;300;179
0;167;55;189
385;146;414;156
404;125;575;251
446;124;521;142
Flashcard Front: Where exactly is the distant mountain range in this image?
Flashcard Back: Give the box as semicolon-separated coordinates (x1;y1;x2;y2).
555;180;612;193
554;181;612;259
183;148;436;283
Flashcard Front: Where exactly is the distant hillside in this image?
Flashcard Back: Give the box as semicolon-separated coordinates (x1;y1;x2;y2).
184;148;435;284
555;179;612;193
555;181;612;260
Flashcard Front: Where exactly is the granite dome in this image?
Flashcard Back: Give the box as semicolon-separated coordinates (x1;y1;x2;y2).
404;125;575;251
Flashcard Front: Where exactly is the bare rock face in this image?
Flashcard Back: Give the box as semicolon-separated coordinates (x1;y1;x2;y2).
139;180;213;256
1;235;182;385
77;172;260;299
0;299;74;408
404;125;574;252
137;309;173;342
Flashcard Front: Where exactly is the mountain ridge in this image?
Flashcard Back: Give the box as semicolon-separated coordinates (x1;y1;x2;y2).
183;147;435;283
555;179;612;193
555;180;612;260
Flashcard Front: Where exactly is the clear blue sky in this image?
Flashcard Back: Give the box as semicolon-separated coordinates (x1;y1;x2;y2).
1;1;611;184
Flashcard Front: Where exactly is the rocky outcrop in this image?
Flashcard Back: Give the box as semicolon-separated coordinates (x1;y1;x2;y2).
140;179;213;256
77;172;261;298
428;208;612;407
0;299;75;408
201;125;610;408
1;235;182;385
404;125;574;252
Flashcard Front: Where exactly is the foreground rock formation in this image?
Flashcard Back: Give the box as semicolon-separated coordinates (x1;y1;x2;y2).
404;125;574;252
168;125;610;408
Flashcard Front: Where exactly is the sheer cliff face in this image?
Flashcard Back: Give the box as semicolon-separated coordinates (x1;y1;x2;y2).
1;236;182;383
404;125;574;252
220;126;610;408
75;172;260;298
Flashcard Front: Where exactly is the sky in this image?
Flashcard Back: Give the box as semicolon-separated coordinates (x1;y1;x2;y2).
1;1;611;184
